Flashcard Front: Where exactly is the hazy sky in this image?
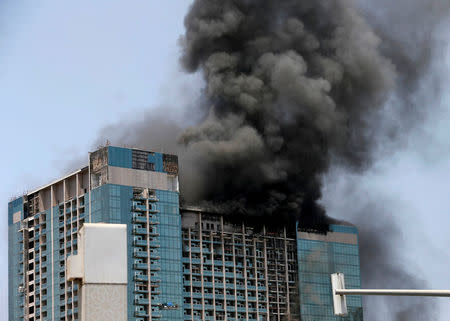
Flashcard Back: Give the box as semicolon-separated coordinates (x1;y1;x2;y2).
1;1;449;321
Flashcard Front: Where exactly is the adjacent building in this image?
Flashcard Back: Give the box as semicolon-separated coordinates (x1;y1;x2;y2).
8;146;363;321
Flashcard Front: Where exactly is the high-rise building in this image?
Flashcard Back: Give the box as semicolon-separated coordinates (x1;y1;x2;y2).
8;146;363;321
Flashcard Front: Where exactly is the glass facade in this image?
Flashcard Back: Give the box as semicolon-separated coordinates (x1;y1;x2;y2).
155;190;183;321
297;225;363;321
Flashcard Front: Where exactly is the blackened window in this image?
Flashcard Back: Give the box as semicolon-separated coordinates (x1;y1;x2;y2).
132;150;154;171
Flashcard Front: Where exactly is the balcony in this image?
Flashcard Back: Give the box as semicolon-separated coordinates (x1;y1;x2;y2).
134;298;149;305
150;289;161;295
134;274;149;282
203;282;213;288
133;228;147;235
134;309;149;317
150;254;161;260
132;214;147;224
133;250;148;258
133;239;147;247
148;208;159;214
134;263;148;270
132;204;147;212
133;195;146;201
134;287;149;294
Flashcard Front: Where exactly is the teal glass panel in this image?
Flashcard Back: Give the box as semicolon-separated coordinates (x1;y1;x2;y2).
108;146;133;168
147;153;164;172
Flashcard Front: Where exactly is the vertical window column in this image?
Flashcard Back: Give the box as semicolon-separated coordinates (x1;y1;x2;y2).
209;232;216;321
241;224;249;321
253;239;259;321
283;228;290;320
263;227;270;321
198;213;205;320
220;217;227;321
146;196;152;321
231;234;238;321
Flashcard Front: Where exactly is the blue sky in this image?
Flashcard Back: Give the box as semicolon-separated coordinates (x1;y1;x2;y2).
1;1;450;321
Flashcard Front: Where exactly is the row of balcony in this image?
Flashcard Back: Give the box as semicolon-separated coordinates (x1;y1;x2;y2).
133;274;162;283
132;194;159;202
183;292;266;301
132;204;159;214
134;310;162;318
184;281;266;291
133;261;160;270
185;270;264;279
182;258;241;267
183;304;264;313
132;227;160;237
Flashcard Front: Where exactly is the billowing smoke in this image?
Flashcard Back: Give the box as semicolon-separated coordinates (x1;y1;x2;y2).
176;0;396;228
94;0;449;320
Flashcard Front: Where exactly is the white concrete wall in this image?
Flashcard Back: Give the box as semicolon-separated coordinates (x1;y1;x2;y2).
81;284;127;321
108;165;179;192
67;223;128;321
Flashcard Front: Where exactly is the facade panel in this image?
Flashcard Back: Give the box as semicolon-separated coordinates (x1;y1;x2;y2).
108;146;133;169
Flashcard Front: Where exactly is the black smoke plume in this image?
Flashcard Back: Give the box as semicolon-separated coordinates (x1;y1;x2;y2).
177;0;395;229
